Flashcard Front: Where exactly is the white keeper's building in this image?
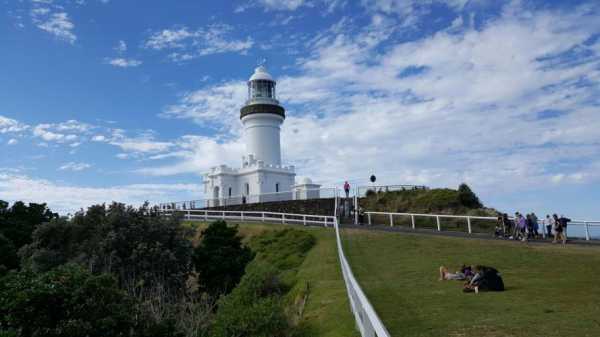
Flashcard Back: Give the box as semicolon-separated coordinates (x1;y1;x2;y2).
203;66;319;206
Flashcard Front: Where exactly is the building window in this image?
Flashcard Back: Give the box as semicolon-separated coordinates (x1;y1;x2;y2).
276;183;279;193
228;187;232;197
245;183;250;195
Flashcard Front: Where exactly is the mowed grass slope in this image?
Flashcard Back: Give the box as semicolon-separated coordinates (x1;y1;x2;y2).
187;221;359;337
342;229;600;337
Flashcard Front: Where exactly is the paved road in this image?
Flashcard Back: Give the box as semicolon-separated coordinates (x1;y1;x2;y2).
339;223;600;247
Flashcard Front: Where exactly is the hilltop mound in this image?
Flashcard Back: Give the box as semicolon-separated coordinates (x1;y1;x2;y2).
359;184;497;217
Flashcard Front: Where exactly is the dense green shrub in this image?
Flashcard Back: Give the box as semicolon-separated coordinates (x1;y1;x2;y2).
0;200;57;272
458;183;483;208
210;263;288;337
0;264;135;337
210;227;316;337
0;233;19;275
193;220;254;297
20;202;193;294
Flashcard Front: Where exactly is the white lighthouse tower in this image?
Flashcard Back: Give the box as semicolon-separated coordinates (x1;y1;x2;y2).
241;65;285;166
203;65;316;206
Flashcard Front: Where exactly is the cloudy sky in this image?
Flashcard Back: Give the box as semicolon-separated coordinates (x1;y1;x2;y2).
1;0;599;217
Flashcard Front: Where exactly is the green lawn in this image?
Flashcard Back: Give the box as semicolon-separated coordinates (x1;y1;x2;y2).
186;221;359;337
341;228;600;337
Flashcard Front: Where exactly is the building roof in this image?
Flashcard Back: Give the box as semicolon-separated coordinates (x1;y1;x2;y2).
249;65;274;81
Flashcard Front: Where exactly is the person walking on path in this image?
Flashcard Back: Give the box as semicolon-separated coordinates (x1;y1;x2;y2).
553;214;566;244
545;214;554;239
344;181;351;198
559;214;571;240
531;213;539;238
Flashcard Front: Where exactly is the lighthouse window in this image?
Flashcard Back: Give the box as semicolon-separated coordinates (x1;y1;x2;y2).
250;80;273;99
245;183;250;195
228;187;232;197
276;183;280;193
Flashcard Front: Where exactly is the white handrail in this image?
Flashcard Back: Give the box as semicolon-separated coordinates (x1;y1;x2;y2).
363;211;600;240
334;217;391;337
165;209;334;227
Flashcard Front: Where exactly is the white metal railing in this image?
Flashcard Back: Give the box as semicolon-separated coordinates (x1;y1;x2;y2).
157;187;337;210
364;211;496;234
363;211;600;241
334;216;391;337
163;209;335;227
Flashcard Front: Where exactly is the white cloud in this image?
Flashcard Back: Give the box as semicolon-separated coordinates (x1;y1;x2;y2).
106;57;143;68
115;40;127;53
7;139;18;145
0;115;29;134
258;0;306;11
155;2;600;198
32;11;77;44
145;24;253;61
32;120;91;143
58;162;92;171
0;171;202;213
161;81;247;133
137;135;245;176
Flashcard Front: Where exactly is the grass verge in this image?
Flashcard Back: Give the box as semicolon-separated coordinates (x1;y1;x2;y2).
341;228;600;337
186;221;359;337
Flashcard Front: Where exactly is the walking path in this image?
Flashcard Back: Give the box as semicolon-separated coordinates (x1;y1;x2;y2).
340;223;600;247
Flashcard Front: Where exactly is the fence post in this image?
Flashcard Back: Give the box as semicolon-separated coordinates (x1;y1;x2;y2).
367;213;371;225
389;213;394;227
222;211;225;220
467;217;472;234
585;222;590;241
303;215;307;226
282;214;285;224
187;210;190;221
204;211;208;221
411;214;415;229
436;216;441;231
241;212;244;222
262;212;265;223
354;190;358;225
334;188;338;218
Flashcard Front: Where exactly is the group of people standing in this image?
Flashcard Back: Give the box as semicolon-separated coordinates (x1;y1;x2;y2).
496;213;571;244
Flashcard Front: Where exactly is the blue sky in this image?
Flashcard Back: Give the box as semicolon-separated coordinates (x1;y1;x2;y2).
1;0;599;218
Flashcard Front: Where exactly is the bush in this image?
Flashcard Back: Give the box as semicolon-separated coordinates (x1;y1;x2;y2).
20;202;193;294
0;264;135;337
193;220;254;297
457;183;483;209
0;200;57;271
0;233;18;275
210;228;316;337
210;264;287;337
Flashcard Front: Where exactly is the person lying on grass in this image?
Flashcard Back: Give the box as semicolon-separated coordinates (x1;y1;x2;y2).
439;264;473;281
463;265;504;294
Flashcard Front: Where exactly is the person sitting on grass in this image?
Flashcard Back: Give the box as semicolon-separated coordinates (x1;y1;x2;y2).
463;265;504;293
439;265;473;281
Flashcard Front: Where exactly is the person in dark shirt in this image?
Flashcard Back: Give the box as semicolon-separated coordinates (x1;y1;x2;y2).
558;215;571;241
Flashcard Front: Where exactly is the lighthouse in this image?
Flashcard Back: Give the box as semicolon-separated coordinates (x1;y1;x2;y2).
240;65;285;166
203;65;319;206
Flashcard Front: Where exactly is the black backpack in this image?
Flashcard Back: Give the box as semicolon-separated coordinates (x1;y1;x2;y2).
477;267;505;291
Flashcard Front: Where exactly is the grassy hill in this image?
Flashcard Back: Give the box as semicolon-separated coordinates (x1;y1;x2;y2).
341;228;600;337
187;221;359;337
359;184;497;216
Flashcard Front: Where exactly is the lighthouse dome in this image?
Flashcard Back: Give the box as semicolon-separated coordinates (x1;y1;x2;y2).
249;65;274;81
